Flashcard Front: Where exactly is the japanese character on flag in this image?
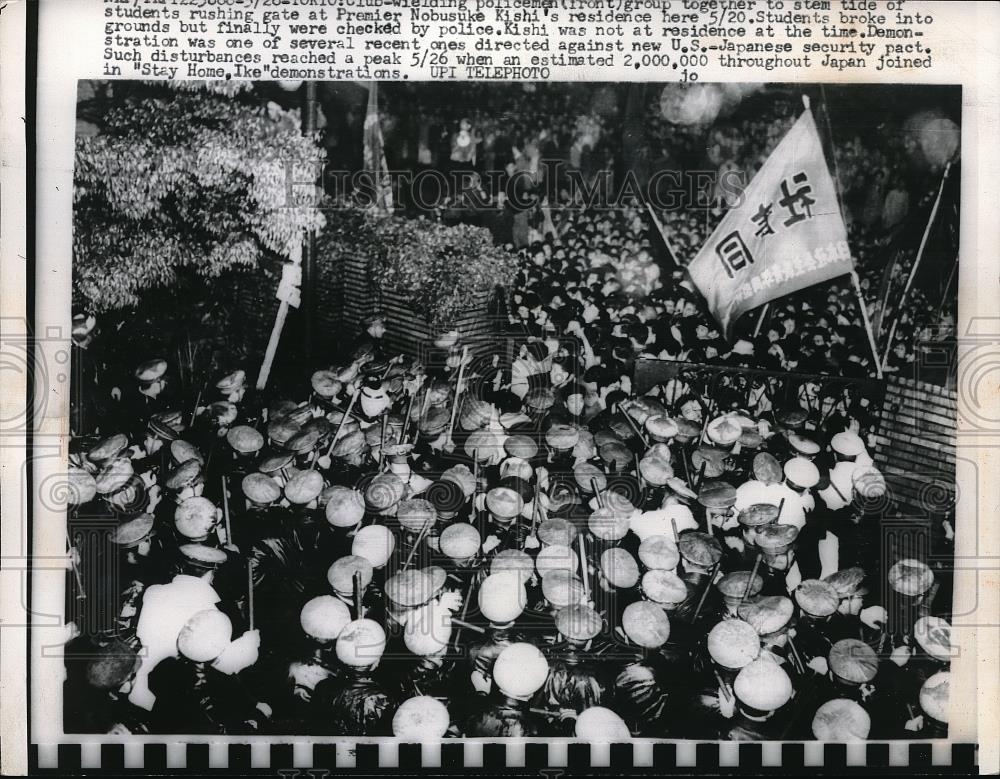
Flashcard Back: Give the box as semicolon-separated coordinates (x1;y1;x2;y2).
684;105;854;338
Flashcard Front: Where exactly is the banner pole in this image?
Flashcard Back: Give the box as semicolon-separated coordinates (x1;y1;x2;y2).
256;237;302;392
880;161;953;372
851;270;884;379
256;300;289;392
818;87;882;379
301;81;318;363
938;259;959;318
872;247;902;339
817;87;845;212
643;198;680;267
752;303;770;338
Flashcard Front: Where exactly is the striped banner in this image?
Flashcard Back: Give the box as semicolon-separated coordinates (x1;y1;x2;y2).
341;254;497;362
230;251;496;364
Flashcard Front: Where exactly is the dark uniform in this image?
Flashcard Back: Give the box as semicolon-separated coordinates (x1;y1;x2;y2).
315;668;396;736
612;646;692;737
465;694;545;737
541;641;607;713
63;636;146;734
148;658;263;735
467;624;521;694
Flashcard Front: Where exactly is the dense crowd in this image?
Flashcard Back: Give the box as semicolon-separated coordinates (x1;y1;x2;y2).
504;206;889;378
361;83;955;379
61;81;958;742
63;314;953;740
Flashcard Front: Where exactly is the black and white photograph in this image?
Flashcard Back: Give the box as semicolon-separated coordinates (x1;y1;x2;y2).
59;77;965;746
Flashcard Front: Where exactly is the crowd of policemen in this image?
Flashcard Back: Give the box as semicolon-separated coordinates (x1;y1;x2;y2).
63;314;953;741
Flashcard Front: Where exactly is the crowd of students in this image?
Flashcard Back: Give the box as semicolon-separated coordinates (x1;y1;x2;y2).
363;83;954;379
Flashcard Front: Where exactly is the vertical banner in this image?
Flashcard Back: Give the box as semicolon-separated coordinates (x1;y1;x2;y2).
686;107;853;337
363;81;393;213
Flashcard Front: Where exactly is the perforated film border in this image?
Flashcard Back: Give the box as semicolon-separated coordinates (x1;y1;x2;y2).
30;739;977;773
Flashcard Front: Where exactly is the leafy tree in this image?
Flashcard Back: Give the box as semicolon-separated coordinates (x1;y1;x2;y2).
73;81;325;311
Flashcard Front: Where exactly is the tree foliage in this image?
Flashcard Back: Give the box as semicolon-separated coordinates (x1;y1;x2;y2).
73;82;326;311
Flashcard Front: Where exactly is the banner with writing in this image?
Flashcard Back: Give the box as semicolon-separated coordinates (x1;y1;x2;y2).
687;106;853;337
